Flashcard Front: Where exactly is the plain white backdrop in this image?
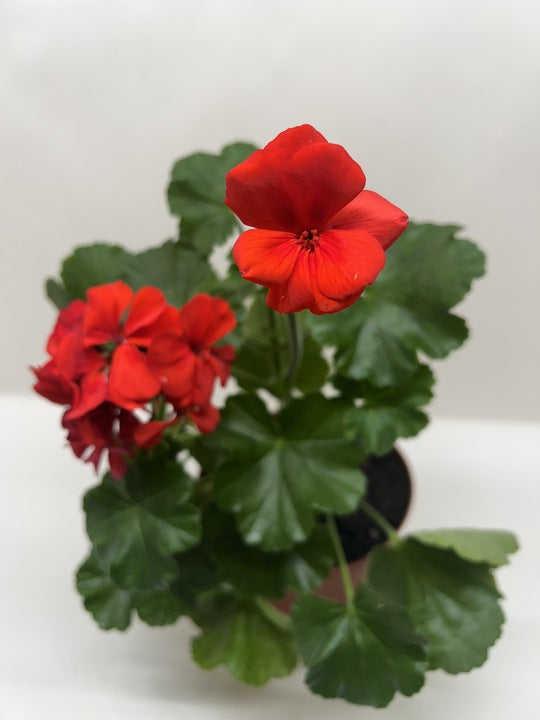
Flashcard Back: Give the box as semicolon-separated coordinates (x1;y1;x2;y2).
1;0;539;420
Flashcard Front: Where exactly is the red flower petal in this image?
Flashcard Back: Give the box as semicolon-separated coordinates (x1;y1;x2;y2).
328;190;408;250
179;294;236;347
66;371;108;419
188;403;220;434
84;281;133;347
225;125;327;231
190;363;217;407
46;300;86;356
53;332;105;381
232;229;301;286
266;251;315;314
123;286;168;345
62;404;137;477
209;345;236;385
145;305;181;339
31;361;75;405
262;124;327;157
314;228;386;299
133;417;177;449
282;142;366;231
148;335;195;399
108;343;162;410
108;449;130;479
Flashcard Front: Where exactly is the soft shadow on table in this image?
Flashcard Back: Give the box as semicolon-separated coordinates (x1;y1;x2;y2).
82;614;495;720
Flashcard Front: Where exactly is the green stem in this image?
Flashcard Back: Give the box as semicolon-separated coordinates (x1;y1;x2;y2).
284;313;304;388
267;306;282;382
152;394;166;421
255;596;292;632
360;499;401;546
326;513;355;607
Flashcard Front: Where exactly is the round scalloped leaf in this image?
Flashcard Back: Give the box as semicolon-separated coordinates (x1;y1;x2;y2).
84;459;201;590
122;241;215;307
60;243;132;299
307;223;484;386
210;393;366;551
292;588;426;707
135;587;188;626
76;550;133;631
367;538;505;673
192;599;297;686
412;528;519;567
167;142;257;255
343;364;435;455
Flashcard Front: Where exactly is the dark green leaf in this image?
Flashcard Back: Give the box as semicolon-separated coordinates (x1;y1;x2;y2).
412;528;519;567
84;458;201;590
378;223;485;309
308;223;485;386
281;525;335;593
295;335;331;393
343;364;435;454
232;339;285;393
231;293;288;391
171;546;220;608
168;142;257;255
367;538;504;673
210;512;334;598
292;587;426;707
192;598;297;685
135;586;188;626
215;539;287;599
210;394;366;551
122;240;216;307
234;333;329;396
76;549;133;631
45;277;72;309
77;548;189;629
60;243;132;298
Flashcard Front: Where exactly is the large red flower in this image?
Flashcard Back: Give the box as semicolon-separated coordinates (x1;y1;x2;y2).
225;124;408;315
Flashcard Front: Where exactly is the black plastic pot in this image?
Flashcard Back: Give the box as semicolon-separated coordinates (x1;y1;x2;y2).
273;447;412;610
336;447;412;563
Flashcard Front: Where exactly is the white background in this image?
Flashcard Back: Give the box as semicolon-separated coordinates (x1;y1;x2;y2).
1;0;539;420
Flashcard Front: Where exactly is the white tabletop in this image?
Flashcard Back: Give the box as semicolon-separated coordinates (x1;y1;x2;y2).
1;394;539;719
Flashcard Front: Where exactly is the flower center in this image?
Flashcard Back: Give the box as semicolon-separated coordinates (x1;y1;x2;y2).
298;229;319;250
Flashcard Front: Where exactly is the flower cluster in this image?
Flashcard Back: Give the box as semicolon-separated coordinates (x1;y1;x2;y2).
32;281;236;478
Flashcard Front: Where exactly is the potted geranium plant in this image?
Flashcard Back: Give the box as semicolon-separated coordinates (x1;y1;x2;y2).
33;124;518;708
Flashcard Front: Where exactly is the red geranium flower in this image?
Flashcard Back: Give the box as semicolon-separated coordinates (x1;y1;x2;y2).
44;300;104;383
81;281;168;411
62;403;138;479
33;285;236;479
148;293;236;409
32;300;106;415
32;360;76;405
225;124;408;315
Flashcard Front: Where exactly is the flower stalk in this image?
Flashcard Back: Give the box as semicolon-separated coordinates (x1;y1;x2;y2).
284;313;304;391
360;498;401;546
326;513;355;608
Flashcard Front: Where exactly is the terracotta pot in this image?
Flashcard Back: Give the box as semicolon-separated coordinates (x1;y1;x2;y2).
273;448;412;612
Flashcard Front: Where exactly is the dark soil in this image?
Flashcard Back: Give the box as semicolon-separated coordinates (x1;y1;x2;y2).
335;448;412;563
